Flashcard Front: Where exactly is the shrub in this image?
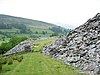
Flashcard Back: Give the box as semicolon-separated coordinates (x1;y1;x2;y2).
54;65;60;68
0;55;3;72
20;56;23;59
8;58;13;65
12;55;18;60
1;57;7;64
17;56;23;62
0;55;8;72
0;62;2;72
50;33;58;37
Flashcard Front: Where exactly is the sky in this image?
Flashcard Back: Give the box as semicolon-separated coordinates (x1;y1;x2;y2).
0;0;100;29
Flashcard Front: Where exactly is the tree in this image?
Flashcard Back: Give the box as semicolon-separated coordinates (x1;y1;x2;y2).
50;26;63;33
35;31;38;34
50;33;58;37
42;31;46;35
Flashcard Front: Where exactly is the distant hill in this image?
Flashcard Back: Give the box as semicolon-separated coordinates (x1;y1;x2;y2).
0;14;56;28
0;14;70;38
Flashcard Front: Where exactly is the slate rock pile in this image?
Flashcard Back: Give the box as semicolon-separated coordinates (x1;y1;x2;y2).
42;13;100;74
4;40;32;55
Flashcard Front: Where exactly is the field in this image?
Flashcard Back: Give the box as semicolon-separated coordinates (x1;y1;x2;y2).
0;28;20;33
0;39;85;75
0;28;55;39
30;28;54;34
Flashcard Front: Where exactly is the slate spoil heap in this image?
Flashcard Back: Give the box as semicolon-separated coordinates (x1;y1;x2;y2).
42;13;100;75
4;40;32;55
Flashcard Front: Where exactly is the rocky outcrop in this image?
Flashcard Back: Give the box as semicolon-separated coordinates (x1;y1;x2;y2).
4;40;32;55
42;13;100;74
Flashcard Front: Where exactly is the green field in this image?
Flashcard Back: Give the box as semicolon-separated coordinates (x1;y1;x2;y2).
30;28;54;34
0;39;85;75
0;28;56;38
0;28;20;33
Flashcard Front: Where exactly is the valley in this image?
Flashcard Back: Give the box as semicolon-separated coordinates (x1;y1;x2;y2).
0;0;99;75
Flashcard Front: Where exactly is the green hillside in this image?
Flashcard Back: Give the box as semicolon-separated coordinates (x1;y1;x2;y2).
0;14;55;27
0;14;70;38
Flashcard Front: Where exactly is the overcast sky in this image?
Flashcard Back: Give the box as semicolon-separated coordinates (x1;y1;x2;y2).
0;0;100;28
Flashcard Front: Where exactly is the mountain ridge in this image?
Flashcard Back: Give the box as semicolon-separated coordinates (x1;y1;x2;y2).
0;14;56;27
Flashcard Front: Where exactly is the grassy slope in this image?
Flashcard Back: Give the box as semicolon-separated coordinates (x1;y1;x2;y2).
2;53;83;75
0;28;20;32
32;39;53;52
0;38;10;45
0;14;56;34
0;14;69;39
1;39;85;75
30;28;54;34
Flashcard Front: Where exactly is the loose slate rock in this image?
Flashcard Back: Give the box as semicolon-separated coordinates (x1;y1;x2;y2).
42;13;100;75
4;40;32;55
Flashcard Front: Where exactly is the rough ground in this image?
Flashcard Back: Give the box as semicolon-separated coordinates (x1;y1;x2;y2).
1;39;83;75
42;13;100;75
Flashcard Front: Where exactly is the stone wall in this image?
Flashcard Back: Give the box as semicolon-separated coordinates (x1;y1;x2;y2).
42;13;100;74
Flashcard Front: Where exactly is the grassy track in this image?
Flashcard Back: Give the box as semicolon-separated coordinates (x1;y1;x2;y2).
1;39;85;75
32;39;53;52
1;52;84;75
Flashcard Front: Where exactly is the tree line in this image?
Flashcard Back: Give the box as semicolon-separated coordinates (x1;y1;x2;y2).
49;26;68;34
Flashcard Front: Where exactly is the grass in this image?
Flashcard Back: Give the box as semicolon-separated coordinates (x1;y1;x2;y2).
0;38;10;45
30;28;54;34
32;39;53;52
0;39;85;75
1;53;84;75
0;28;19;33
0;26;54;39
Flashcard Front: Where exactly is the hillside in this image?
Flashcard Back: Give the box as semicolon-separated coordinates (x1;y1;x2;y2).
0;14;69;38
0;14;56;28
